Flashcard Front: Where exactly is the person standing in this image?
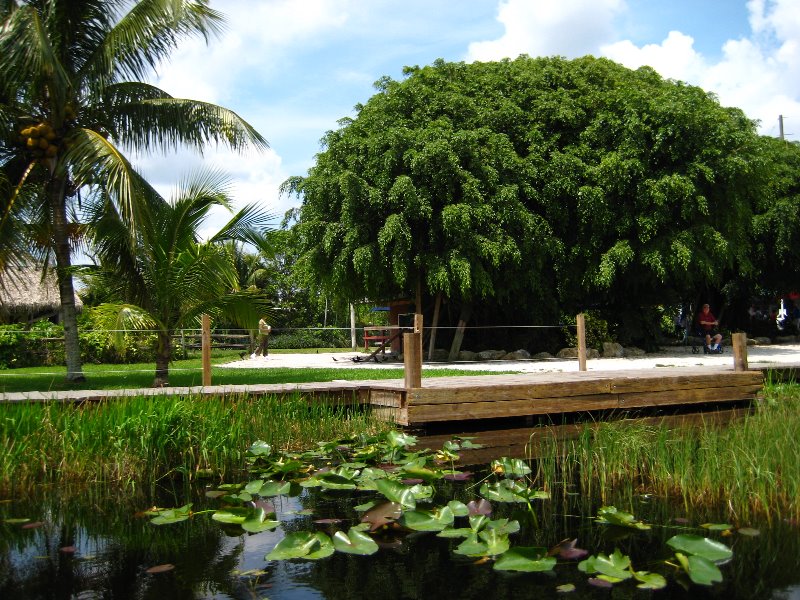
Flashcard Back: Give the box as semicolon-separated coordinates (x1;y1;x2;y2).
251;317;271;359
697;304;723;352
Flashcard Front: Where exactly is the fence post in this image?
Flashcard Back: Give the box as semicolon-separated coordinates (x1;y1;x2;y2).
201;314;211;386
732;332;748;371
577;313;587;372
404;313;423;389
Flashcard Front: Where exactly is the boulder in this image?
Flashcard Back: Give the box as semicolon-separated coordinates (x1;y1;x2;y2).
429;348;450;361
557;347;578;359
775;335;798;344
503;349;531;360
753;337;772;345
623;347;646;357
602;342;624;358
457;350;477;361
477;349;507;360
532;352;554;360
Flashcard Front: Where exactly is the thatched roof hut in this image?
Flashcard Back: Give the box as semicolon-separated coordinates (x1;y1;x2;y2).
0;268;83;324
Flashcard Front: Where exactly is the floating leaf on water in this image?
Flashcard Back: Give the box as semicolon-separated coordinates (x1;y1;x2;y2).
673;552;724;586
247;441;272;456
490;457;532;478
666;535;733;563
332;527;379;555
401;478;424;485
21;521;44;530
4;518;31;525
578;549;633;581
467;498;492;516
701;522;733;531
673;517;690;525
442;471;473;481
375;479;417;509
493;547;556;572
401;506;455;532
738;527;761;537
556;583;576;593
266;531;334;561
549;538;588;560
633;570;668;590
360;501;402;532
447;500;469;517
59;546;76;554
257;481;292;497
595;506;651;530
587;578;613;589
204;490;226;499
146;564;175;574
313;518;343;525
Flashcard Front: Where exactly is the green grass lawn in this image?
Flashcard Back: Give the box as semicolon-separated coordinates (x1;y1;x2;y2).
0;349;506;393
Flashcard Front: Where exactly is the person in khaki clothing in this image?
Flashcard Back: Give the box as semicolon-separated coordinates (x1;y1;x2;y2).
251;317;271;358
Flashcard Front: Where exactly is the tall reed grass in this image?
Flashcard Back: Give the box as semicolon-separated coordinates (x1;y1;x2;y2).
534;381;800;521
0;393;392;492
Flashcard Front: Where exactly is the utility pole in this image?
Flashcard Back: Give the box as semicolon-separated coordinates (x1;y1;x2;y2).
779;114;785;140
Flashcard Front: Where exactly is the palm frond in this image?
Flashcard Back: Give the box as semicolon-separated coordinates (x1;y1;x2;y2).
0;5;70;110
209;202;275;247
107;96;269;153
83;0;225;88
90;302;161;350
64;127;159;232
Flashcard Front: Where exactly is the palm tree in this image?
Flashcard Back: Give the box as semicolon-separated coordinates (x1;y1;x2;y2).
88;169;272;387
0;1;268;381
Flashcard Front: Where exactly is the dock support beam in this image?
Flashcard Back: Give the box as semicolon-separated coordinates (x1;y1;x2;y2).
405;313;423;388
577;313;587;371
732;332;748;371
201;314;211;386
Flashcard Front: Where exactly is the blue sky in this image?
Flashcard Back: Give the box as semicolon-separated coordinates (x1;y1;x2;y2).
135;0;800;235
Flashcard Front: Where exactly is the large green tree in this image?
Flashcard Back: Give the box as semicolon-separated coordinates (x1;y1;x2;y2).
88;170;271;386
288;56;764;346
0;0;268;381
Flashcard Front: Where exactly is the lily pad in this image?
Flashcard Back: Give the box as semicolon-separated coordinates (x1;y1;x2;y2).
737;527;761;537
595;506;651;530
549;538;588;560
633;570;667;589
360;501;402;532
490;457;532;478
578;549;633;581
556;583;576;593
401;506;455;532
145;564;175;574
467;498;492;516
257;480;292;497
332;526;379;555
666;534;733;563
493;547;556;572
149;504;192;525
375;479;417;509
266;531;334;561
674;552;724;586
701;522;733;531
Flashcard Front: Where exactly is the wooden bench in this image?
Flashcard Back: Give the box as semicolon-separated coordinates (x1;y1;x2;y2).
363;326;392;352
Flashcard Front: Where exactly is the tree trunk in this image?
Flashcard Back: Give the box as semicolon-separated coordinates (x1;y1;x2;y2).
154;330;171;387
448;302;472;361
48;174;84;382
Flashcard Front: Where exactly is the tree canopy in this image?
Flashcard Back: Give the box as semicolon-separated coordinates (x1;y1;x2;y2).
287;55;768;344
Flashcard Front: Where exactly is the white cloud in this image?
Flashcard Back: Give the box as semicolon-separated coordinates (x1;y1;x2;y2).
600;0;800;134
466;0;625;61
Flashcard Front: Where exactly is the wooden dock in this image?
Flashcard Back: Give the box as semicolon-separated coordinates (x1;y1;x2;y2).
364;367;764;426
0;367;765;429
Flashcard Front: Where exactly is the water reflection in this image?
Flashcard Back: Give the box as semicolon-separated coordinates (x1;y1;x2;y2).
2;472;799;598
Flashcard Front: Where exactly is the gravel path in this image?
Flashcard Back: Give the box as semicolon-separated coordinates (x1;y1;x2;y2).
220;343;800;374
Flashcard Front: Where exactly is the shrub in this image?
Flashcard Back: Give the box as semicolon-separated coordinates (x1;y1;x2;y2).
270;327;349;349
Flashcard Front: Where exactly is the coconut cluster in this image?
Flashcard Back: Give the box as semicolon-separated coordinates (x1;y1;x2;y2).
17;121;61;159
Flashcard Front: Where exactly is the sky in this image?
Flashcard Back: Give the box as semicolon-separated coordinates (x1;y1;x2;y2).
135;0;800;236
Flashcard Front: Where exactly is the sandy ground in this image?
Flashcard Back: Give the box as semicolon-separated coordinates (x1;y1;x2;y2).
219;343;800;374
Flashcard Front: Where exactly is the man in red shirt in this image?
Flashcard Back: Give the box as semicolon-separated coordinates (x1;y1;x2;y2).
697;304;723;352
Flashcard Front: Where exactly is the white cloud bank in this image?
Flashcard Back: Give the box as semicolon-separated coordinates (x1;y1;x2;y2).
468;0;800;134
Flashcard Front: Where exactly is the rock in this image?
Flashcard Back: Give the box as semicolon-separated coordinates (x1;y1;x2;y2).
623;347;646;357
775;335;798;344
753;337;772;345
477;349;507;360
602;342;624;358
457;350;477;361
532;352;554;360
587;349;601;359
429;348;450;361
557;347;578;359
503;349;531;360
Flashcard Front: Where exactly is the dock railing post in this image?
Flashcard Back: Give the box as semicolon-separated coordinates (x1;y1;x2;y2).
732;332;748;371
576;313;587;371
201;314;212;386
404;313;423;389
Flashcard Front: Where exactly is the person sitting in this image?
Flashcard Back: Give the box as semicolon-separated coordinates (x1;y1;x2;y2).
697;303;723;353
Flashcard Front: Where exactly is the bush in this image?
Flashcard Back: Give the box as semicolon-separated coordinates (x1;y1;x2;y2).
561;311;612;351
270;327;349;349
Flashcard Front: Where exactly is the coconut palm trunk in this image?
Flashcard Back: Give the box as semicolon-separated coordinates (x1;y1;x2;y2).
48;173;85;382
154;330;172;387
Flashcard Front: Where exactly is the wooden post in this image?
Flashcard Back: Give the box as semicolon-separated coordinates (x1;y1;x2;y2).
427;292;441;361
404;313;423;389
576;313;587;372
350;303;357;350
201;314;211;386
732;332;748;371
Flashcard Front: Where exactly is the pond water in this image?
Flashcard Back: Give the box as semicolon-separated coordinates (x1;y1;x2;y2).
2;474;800;600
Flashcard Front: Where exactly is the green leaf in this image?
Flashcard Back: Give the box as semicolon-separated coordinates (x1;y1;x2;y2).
375;478;416;509
595;506;651;530
700;522;732;531
149;504;192;525
257;481;293;497
247;441;272;456
447;500;469;517
490;457;531;478
666;535;732;563
266;531;334;560
332;527;379;555
493;547;556;572
578;549;632;580
400;506;455;532
633;570;668;590
673;552;724;586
